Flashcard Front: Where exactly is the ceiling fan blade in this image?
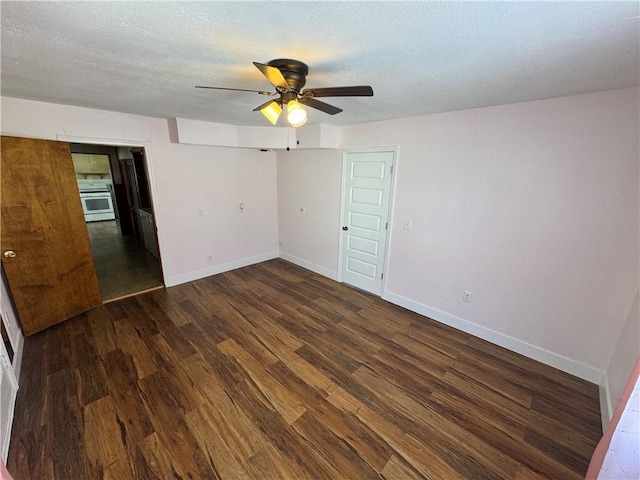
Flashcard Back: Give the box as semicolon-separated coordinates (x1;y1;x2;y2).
299;97;343;115
195;85;275;96
253;62;291;92
252;99;279;112
301;86;373;98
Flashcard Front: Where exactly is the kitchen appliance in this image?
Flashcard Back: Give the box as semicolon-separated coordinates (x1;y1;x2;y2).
77;180;116;222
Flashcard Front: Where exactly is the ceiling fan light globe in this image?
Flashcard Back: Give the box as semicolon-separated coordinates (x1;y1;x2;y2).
260;102;282;125
287;100;307;127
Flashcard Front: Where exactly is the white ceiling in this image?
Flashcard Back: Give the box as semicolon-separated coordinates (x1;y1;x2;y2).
1;1;638;127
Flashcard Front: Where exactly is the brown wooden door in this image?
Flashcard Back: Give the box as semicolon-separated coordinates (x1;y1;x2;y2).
1;136;102;336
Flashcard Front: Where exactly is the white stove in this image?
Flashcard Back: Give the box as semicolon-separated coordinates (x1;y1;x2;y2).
77;180;115;222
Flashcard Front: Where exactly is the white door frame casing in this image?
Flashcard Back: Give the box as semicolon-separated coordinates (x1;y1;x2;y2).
338;147;398;296
0;322;18;463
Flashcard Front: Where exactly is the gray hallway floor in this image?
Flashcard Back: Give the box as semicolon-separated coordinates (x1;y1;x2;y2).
86;220;163;301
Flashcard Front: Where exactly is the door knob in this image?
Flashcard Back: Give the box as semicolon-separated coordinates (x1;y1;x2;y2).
342;226;349;231
3;251;16;258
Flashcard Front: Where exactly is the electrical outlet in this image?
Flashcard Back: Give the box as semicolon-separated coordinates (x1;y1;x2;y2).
299;206;306;213
463;291;472;303
404;218;412;230
207;254;214;262
197;208;204;217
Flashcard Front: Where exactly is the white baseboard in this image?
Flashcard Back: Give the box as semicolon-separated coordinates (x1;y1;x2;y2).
165;251;279;287
279;252;339;281
383;290;603;384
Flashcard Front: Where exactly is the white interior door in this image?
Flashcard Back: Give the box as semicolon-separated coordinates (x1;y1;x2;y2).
340;149;395;295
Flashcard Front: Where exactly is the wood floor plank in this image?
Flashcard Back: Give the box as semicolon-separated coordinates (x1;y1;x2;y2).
145;287;193;327
218;338;308;425
48;368;90;479
86;307;118;355
180;353;238;408
381;454;430;480
429;376;586;479
100;349;155;446
8;259;603;479
137;370;213;478
268;360;393;472
353;365;520;479
134;432;187;480
83;396;127;472
71;331;109;406
102;456;133;480
291;410;379;479
184;404;254;480
439;369;599;457
246;441;311;480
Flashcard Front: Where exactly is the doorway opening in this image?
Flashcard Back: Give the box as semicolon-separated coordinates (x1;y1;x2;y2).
70;143;163;301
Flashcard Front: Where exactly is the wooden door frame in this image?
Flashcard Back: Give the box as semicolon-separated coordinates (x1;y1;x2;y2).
57;135;166;286
337;146;399;296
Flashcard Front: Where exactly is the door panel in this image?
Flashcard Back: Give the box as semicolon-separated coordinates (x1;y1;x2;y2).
1;136;102;336
341;150;394;295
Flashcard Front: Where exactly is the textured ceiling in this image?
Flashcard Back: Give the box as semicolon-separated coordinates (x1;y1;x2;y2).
1;1;638;127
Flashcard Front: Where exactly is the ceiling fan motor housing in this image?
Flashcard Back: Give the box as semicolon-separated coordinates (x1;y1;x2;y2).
268;58;309;94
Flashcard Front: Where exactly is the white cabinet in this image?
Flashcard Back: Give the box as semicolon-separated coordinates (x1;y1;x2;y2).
0;272;22;463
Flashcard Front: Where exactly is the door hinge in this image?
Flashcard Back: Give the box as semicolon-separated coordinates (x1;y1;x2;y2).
390;165;394;174
381;273;384;280
385;222;388;230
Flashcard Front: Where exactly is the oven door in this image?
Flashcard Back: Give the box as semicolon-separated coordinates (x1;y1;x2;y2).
80;192;116;222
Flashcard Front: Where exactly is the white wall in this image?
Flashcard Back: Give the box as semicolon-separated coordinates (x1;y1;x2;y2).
0;97;279;287
278;148;342;279
277;87;639;382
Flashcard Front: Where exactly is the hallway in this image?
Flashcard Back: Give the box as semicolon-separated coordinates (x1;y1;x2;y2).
86;220;163;301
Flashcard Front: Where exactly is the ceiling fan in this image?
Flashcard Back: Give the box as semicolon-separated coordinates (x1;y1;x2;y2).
196;58;374;127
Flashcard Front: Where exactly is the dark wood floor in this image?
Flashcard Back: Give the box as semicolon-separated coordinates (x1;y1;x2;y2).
87;219;163;301
8;259;602;479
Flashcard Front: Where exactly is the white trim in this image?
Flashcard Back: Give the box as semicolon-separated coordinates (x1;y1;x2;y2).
0;372;17;463
383;290;603;384
11;333;24;383
337;154;347;283
279;252;339;281
599;371;613;430
165;251;279;287
0;335;18;463
56;135;168;286
381;146;400;295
